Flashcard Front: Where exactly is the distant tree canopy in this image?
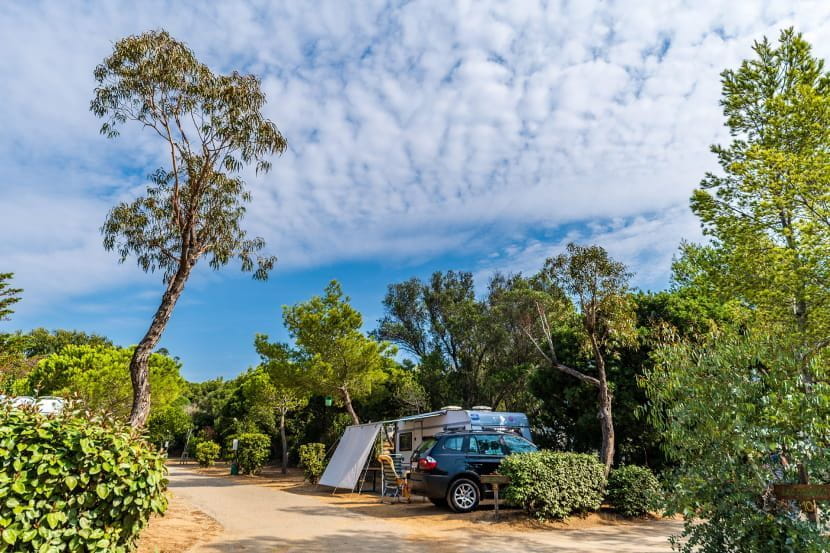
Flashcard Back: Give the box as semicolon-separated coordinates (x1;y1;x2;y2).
19;328;113;358
283;281;395;425
25;345;185;420
376;271;537;411
0;273;22;322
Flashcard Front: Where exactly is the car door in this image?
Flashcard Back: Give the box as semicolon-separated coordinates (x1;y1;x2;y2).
434;435;466;475
465;434;504;476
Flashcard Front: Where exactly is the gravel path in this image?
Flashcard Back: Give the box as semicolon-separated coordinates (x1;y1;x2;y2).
167;465;680;552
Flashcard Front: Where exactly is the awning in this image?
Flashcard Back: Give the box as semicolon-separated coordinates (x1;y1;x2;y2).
319;423;382;490
395;410;447;423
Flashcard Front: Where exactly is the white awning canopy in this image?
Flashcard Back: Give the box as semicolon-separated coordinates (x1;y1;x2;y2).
319;423;382;490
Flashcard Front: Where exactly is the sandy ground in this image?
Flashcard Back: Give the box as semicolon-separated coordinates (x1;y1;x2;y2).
166;463;682;552
137;493;222;553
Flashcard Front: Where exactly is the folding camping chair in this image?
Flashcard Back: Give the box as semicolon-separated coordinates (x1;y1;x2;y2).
377;454;409;503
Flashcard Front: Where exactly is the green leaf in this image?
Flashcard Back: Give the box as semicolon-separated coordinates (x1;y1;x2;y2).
64;475;78;491
1;529;17;545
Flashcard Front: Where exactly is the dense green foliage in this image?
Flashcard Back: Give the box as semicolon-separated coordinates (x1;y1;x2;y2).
255;338;310;473
195;441;221;468
298;443;326;484
377;271;538;411
146;405;192;450
644;330;830;551
0;405;167;552
606;465;663;517
234;433;270;475
499;451;606;520
283;281;395;424
24;345;185;420
641;28;830;551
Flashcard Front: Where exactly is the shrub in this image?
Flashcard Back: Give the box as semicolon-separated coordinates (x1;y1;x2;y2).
0;404;167;552
195;441;221;468
146;405;192;450
298;443;326;483
499;451;606;520
606;465;663;517
234;433;270;475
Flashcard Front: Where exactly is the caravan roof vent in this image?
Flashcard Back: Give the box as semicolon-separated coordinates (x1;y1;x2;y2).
471;405;493;411
440;405;463;411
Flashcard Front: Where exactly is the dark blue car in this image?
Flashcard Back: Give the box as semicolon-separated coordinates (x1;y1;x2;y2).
407;430;537;512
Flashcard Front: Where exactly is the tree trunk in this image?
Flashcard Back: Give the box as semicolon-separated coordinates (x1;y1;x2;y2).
341;386;360;425
128;259;194;427
592;340;614;475
598;384;614;475
280;411;288;475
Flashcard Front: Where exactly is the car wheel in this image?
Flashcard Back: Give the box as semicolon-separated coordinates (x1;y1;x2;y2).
447;478;480;513
429;497;448;508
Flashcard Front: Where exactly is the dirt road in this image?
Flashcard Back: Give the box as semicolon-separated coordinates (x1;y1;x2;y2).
167;465;680;552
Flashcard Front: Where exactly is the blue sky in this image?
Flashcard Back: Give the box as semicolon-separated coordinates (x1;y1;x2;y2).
2;1;830;381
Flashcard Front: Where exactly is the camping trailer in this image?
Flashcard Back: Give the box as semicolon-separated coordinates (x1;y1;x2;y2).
392;407;532;464
318;406;533;491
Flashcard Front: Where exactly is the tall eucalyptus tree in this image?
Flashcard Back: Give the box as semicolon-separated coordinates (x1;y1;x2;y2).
91;30;286;426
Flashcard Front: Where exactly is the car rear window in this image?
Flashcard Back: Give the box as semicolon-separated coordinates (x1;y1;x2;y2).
439;436;464;452
412;438;437;459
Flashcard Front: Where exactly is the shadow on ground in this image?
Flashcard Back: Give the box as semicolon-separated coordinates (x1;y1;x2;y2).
196;526;674;553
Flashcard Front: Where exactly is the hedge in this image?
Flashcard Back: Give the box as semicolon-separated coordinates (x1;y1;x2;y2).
0;404;167;552
195;441;221;468
298;443;326;484
606;465;663;517
499;451;606;520
234;433;270;475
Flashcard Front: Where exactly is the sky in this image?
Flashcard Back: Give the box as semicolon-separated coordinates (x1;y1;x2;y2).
2;1;830;381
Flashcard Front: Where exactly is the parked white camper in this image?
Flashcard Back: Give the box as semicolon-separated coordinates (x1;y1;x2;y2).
393;408;532;464
318;407;534;491
0;395;65;414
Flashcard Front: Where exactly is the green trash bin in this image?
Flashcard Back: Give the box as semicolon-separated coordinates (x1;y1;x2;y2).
230;462;239;475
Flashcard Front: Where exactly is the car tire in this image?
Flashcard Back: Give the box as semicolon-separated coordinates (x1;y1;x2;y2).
447;478;480;513
429;497;448;508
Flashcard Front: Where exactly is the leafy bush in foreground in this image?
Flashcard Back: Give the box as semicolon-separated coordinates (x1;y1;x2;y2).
606;465;663;517
298;443;326;484
0;404;167;552
235;433;270;475
195;441;221;468
499;451;606;520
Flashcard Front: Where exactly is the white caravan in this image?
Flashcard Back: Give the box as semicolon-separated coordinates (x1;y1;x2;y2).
391;407;532;464
319;406;533;491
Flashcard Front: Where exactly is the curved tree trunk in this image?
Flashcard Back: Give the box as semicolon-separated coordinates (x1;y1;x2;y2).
340;386;360;425
128;259;194;427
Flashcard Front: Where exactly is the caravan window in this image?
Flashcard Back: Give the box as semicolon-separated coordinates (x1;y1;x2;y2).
398;432;413;451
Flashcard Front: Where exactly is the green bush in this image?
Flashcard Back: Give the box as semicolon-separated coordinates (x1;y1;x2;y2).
298;443;326;484
499;451;606;520
606;465;663;517
146;405;192;450
195;441;221;468
0;404;167;552
235;433;270;475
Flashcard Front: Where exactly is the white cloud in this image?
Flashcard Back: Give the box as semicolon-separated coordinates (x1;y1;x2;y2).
2;0;829;311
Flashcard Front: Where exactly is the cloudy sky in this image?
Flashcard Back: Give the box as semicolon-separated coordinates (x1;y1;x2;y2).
2;1;829;380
